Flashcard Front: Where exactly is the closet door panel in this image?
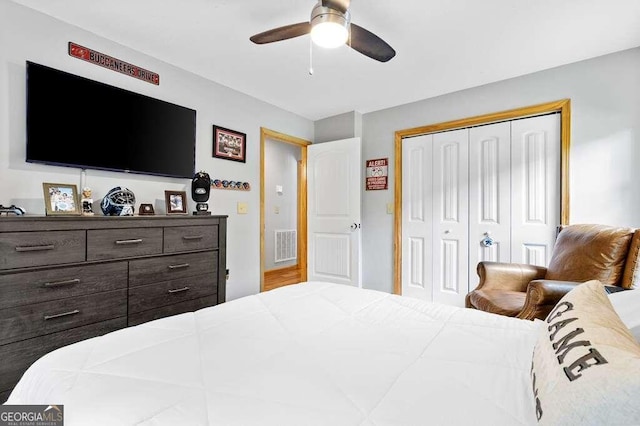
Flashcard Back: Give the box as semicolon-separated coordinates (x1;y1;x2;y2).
432;129;469;307
468;122;511;291
511;114;561;266
401;135;433;300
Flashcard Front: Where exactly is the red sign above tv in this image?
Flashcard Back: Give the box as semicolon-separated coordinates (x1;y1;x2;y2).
68;42;160;85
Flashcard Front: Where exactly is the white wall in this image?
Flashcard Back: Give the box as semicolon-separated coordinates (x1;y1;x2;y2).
361;46;640;294
314;111;362;143
264;139;299;270
0;1;313;301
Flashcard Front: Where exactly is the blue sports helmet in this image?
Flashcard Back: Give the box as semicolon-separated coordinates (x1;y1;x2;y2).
101;186;136;216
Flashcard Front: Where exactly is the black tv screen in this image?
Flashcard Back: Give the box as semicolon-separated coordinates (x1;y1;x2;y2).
26;61;196;179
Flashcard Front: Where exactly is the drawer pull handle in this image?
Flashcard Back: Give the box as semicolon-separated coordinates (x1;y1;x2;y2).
43;278;80;288
44;309;80;320
115;239;143;245
15;244;55;252
168;287;190;294
168;263;190;270
182;235;204;241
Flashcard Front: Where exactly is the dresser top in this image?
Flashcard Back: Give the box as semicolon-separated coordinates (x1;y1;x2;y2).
0;214;228;233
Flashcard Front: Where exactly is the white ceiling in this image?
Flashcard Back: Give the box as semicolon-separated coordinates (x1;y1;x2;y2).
11;0;640;121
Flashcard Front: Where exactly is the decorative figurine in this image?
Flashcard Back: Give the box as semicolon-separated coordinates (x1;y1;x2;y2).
81;187;94;215
191;171;211;215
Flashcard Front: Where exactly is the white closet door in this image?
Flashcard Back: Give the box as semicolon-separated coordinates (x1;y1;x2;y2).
468;121;512;291
432;129;469;307
511;114;561;266
400;113;560;305
401;134;433;300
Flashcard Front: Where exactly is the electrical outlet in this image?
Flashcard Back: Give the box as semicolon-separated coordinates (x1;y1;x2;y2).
274;206;280;214
237;202;248;214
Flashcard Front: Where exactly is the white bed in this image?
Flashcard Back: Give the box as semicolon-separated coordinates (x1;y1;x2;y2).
5;281;639;425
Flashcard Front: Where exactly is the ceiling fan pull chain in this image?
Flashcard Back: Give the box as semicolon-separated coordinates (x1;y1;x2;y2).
309;38;314;75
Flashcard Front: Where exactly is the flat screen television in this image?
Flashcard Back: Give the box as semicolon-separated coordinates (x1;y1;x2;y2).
26;61;196;179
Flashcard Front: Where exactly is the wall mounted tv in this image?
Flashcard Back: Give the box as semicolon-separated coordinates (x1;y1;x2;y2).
26;61;196;179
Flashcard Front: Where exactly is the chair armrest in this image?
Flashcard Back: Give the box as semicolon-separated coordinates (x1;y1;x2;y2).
516;280;583;320
475;261;548;292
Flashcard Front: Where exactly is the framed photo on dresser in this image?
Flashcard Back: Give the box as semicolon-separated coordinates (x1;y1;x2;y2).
42;182;81;216
164;190;188;215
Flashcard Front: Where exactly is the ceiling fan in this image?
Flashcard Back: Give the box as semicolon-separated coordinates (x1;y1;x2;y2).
249;0;396;63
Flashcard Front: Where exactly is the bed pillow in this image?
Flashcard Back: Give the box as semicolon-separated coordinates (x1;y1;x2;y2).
530;280;640;425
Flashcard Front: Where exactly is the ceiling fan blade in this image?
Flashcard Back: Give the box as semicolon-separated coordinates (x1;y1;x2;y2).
349;23;396;62
250;22;311;44
322;0;350;14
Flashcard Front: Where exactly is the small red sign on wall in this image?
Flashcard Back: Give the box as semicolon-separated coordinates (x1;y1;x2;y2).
366;158;388;190
68;42;160;85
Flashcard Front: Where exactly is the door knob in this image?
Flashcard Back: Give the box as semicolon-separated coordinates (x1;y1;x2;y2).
350;223;361;231
481;233;494;247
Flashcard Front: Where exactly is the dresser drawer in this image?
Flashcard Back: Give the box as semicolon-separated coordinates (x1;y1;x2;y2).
128;295;217;326
129;251;218;287
164;225;218;253
0;262;127;310
0;317;126;395
0;230;85;270
87;228;163;261
128;274;217;314
0;289;126;345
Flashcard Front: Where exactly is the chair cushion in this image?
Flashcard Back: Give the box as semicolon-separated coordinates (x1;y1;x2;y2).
530;280;640;425
467;289;526;317
546;224;634;285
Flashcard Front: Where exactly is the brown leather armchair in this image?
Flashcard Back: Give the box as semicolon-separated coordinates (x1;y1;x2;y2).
466;224;640;320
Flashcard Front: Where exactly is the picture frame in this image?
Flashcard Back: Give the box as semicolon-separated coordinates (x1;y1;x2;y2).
42;182;81;216
164;190;188;215
213;125;246;163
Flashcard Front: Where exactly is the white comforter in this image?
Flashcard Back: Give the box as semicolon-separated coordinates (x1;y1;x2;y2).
7;281;542;425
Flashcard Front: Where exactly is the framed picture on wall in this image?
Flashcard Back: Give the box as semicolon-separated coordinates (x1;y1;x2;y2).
42;182;81;216
213;125;246;163
164;190;188;215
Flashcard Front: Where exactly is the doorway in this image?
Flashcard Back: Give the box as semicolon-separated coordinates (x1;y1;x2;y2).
260;127;310;292
393;99;572;298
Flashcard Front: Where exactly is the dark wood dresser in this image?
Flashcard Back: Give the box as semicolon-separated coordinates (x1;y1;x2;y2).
0;215;227;402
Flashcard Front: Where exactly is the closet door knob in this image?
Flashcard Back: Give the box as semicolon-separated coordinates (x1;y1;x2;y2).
481;235;494;247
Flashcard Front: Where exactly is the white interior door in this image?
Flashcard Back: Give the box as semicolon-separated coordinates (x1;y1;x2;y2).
432;129;469;306
401;113;561;305
510;114;561;266
468;121;512;284
401;129;470;306
401;134;433;300
307;137;362;286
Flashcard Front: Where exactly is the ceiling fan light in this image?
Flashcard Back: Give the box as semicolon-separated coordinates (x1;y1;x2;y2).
311;22;348;48
309;4;350;49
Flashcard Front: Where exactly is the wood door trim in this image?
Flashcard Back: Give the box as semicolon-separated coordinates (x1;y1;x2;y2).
393;99;571;295
260;127;310;292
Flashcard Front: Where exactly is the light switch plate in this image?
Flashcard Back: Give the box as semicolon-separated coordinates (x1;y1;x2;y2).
237;202;248;214
386;203;394;215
